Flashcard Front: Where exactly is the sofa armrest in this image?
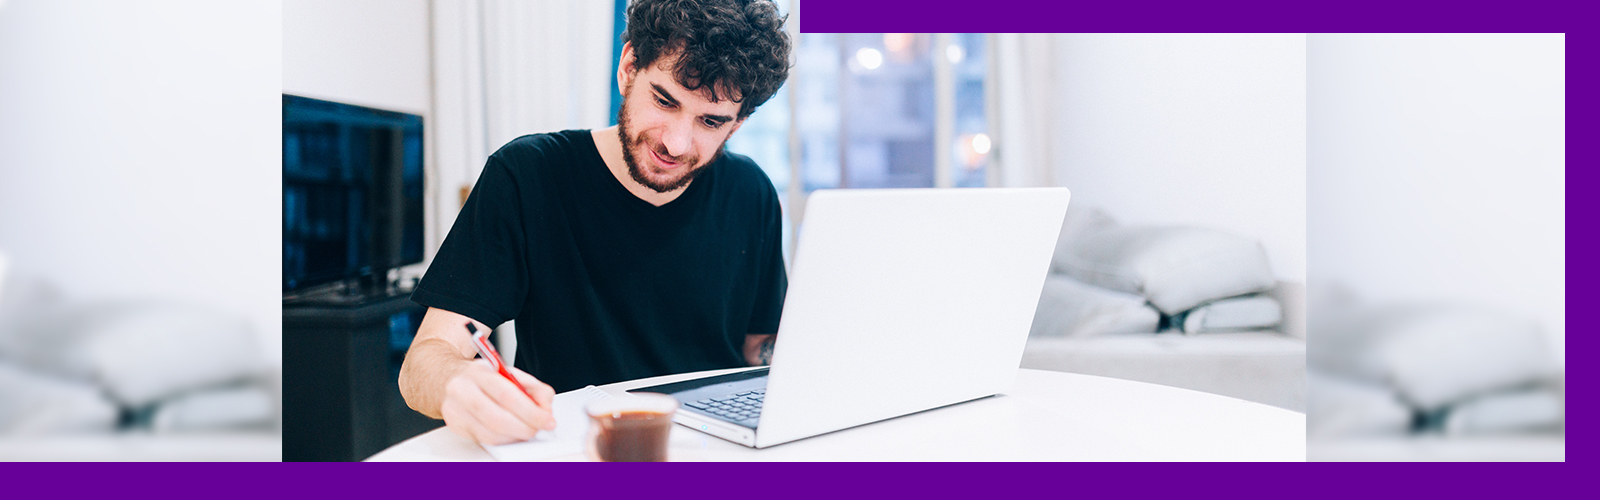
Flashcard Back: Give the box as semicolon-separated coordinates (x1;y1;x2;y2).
1270;280;1306;340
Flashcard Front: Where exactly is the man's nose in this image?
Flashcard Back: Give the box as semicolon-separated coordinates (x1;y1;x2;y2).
661;119;692;157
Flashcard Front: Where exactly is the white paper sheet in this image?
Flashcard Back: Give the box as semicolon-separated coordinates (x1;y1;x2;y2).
484;385;611;461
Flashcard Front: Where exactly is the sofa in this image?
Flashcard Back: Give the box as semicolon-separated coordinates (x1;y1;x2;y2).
1302;285;1564;460
1017;206;1307;412
1022;281;1305;411
0;262;281;461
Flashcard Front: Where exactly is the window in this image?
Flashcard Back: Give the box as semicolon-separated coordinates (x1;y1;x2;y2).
727;32;995;261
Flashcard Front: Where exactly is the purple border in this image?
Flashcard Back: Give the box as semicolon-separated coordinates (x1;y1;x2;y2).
5;460;1579;496
798;0;1576;32
14;0;1582;497
807;0;1584;497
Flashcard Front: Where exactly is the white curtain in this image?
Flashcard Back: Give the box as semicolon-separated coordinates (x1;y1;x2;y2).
429;0;615;248
992;33;1058;188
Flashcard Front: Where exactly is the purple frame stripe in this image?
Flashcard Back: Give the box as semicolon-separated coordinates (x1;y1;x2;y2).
13;0;1584;498
798;0;1577;33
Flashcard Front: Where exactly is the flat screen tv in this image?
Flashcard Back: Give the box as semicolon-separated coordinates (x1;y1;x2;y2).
283;94;424;295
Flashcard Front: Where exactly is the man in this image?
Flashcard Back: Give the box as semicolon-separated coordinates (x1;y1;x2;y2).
397;0;791;446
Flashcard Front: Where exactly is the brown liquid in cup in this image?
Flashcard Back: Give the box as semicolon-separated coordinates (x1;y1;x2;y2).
593;410;673;462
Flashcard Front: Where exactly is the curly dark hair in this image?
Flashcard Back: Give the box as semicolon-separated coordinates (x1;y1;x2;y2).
622;0;792;119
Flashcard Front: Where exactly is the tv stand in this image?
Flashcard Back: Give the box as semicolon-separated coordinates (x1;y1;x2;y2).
282;292;440;461
283;276;414;308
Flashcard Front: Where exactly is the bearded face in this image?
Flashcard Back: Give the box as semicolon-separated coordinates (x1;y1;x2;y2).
613;52;744;194
616;97;714;193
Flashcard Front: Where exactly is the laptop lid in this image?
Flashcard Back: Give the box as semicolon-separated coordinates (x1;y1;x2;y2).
753;188;1070;448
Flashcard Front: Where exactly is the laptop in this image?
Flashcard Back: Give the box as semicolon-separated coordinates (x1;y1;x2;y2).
629;188;1071;448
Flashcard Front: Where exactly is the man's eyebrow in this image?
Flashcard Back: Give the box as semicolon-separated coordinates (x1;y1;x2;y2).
650;84;680;107
651;83;735;124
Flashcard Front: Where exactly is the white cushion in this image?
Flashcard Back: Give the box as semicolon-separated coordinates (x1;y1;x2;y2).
1029;275;1159;337
152;385;276;433
1443;387;1564;435
1311;304;1557;411
0;301;125;381
1307;372;1413;437
1056;226;1277;314
0;271;73;371
0;362;119;435
1268;281;1306;340
84;304;268;407
1179;294;1283;334
1;296;269;408
1049;205;1120;271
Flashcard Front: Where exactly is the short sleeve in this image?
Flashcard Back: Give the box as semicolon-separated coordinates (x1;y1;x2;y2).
746;190;787;334
411;155;529;328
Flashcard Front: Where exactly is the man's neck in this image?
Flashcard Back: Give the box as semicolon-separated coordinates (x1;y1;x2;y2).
591;126;691;207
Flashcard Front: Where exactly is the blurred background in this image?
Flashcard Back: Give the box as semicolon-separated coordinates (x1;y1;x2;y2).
279;2;1315;459
1306;33;1564;460
0;0;1564;462
0;0;282;460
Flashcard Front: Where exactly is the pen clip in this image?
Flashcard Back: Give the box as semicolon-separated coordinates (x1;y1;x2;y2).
466;322;502;371
464;322;535;402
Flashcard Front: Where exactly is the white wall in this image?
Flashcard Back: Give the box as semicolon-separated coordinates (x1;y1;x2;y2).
0;0;282;364
1308;34;1565;365
1049;33;1308;282
282;0;432;116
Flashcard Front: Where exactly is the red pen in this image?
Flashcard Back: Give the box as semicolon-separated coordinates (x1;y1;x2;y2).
466;323;537;402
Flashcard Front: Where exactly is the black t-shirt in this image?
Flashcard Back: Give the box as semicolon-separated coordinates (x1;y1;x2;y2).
412;130;787;393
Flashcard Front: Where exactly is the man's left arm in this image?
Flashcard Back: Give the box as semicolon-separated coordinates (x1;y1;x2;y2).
742;175;786;367
744;333;776;366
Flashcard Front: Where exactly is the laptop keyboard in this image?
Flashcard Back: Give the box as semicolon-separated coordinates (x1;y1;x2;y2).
684;389;766;425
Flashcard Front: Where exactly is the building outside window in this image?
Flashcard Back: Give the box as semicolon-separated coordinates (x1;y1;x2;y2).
725;30;994;262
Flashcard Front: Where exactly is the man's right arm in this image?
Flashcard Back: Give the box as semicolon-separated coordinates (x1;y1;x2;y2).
399;307;557;445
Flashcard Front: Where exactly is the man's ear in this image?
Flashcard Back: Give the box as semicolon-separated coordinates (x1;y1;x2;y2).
617;42;636;96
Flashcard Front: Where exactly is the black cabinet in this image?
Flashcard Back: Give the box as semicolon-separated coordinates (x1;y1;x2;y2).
283;293;443;461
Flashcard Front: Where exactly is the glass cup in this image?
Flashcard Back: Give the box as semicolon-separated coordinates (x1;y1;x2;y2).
584;392;679;462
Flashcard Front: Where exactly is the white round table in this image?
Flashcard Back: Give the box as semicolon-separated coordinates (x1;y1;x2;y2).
368;368;1305;461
